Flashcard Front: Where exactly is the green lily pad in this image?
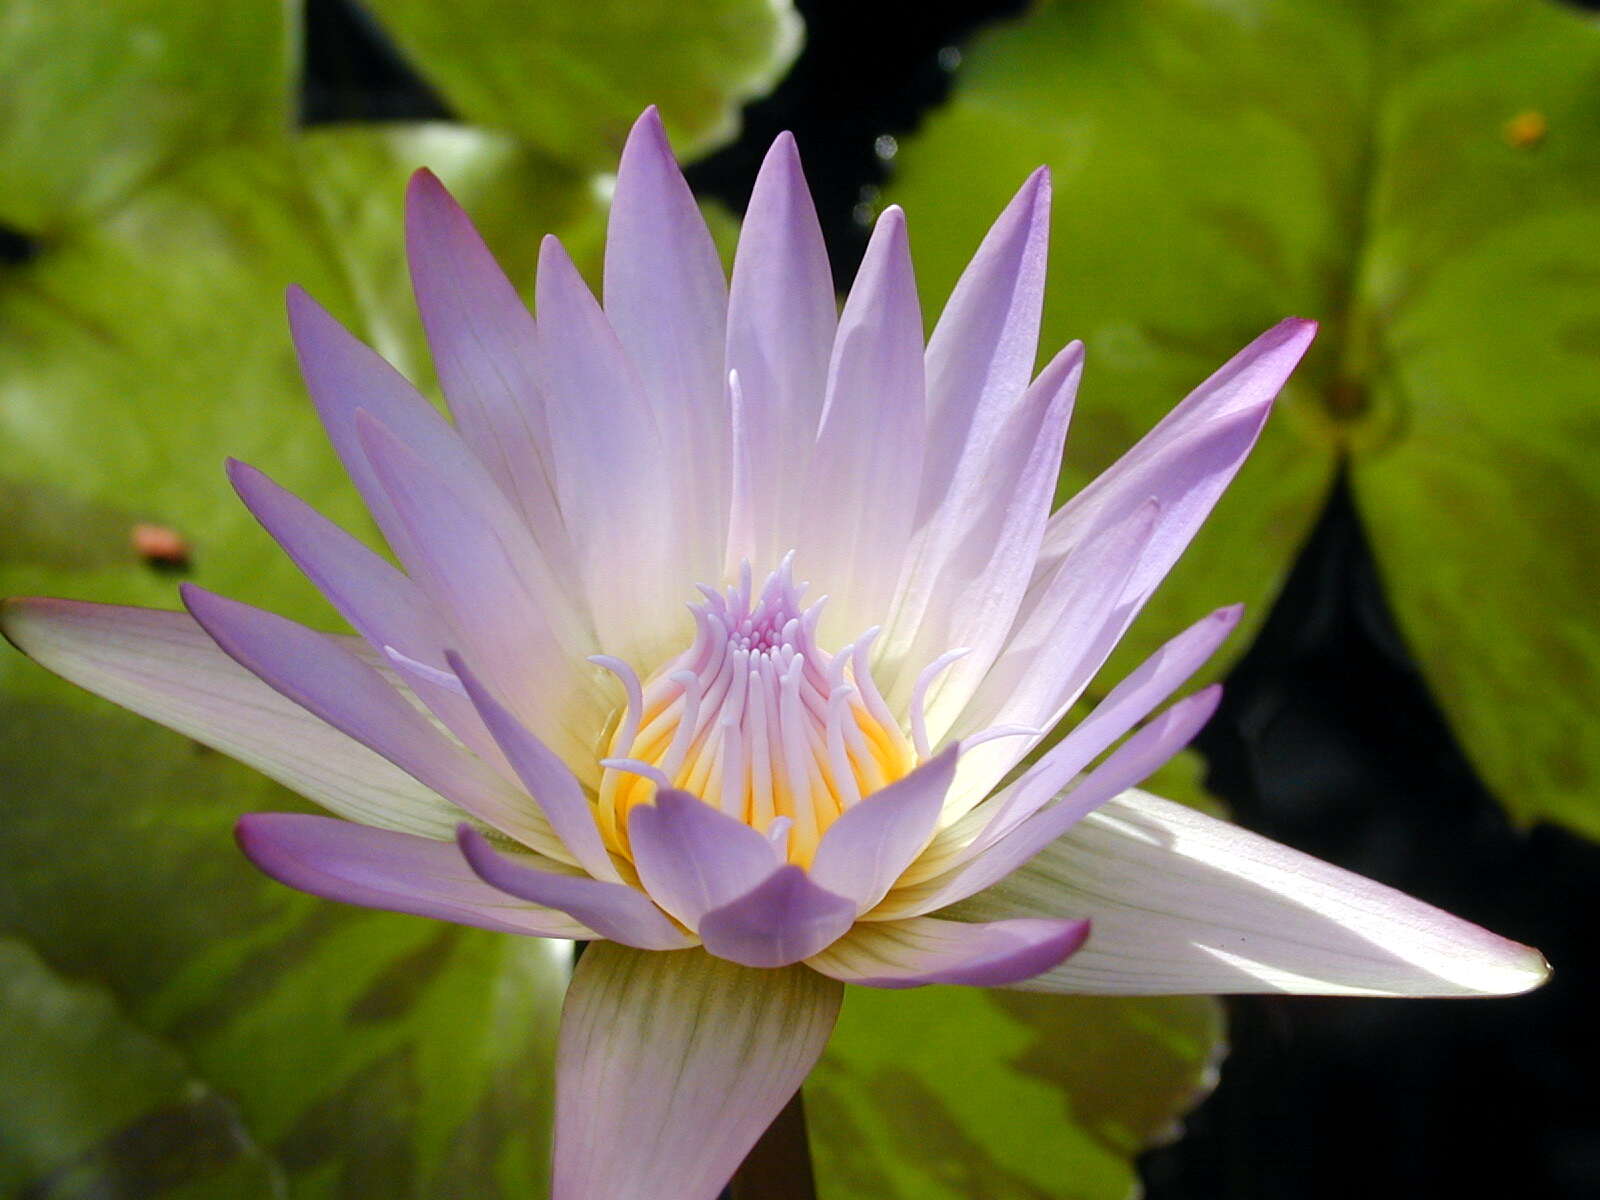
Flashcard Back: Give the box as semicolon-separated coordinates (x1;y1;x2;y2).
811;986;1223;1200
0;0;292;234
0;936;279;1198
888;0;1600;837
359;0;803;168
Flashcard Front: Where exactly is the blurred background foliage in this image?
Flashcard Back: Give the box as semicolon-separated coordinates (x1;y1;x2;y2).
0;0;1595;1197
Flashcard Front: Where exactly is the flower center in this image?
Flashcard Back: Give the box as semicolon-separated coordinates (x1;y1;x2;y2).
595;557;917;866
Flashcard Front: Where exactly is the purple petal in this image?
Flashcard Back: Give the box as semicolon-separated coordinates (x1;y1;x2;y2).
1;599;459;836
237;813;592;938
553;943;841;1200
535;235;694;663
952;789;1550;998
605;107;729;572
949;498;1161;814
286;287;508;571
448;651;618;882
880;339;1082;734
800;205;925;642
697;865;858;968
808;744;958;912
227;458;508;767
965;604;1243;856
456;826;690;950
725;132;836;573
627;789;782;926
1032;318;1316;614
808;914;1090;988
405;169;571;574
354;410;606;782
180;583;573;862
887;686;1222;918
919;166;1051;510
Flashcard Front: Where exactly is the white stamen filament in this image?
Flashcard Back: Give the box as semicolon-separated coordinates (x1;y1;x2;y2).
909;647;971;759
597;559;920;864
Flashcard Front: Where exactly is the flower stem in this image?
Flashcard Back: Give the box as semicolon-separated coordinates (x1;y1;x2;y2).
728;1088;817;1200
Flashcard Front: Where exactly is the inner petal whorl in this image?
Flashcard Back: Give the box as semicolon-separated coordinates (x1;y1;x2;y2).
597;558;916;865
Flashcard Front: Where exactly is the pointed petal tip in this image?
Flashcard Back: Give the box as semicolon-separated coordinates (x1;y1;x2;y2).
222;456;258;489
283;282;312;317
1261;315;1319;356
747;129;813;213
404;167;462;233
627;103;668;142
1213;602;1246;628
406;165;444;200
1192;681;1224;716
1013;164;1052;215
762;128;803;169
175;579;209;611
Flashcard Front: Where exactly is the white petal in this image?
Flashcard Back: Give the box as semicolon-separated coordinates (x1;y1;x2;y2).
1028;318;1316;620
881;687;1220;918
605;108;730;577
943;499;1160;817
181;584;572;862
725;133;837;574
535;235;695;667
355;410;606;779
800;205;925;639
949;788;1550;997
2;599;459;837
228;458;508;769
884;340;1081;735
553;943;842;1200
405;169;572;579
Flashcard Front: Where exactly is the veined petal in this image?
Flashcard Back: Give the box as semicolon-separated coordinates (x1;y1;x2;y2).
921;167;1051;506
227;459;508;769
181;584;573;862
606;107;729;573
355;410;606;779
697;865;857;968
885;340;1082;736
808;744;958;912
554;943;842;1200
628;789;781;927
946;498;1160;817
801;205;925;642
405;169;572;578
535;235;693;665
449;652;619;882
881;687;1221;919
807;914;1090;989
877;168;1051;701
457;826;690;950
286;287;512;572
1;599;459;837
952;604;1243;862
1029;318;1316;615
237;813;592;938
949;788;1550;998
725;132;836;573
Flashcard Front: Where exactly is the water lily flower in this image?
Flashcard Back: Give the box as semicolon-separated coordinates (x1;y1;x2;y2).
3;108;1546;1200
